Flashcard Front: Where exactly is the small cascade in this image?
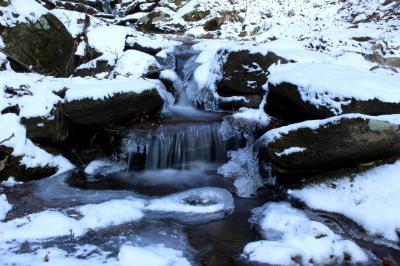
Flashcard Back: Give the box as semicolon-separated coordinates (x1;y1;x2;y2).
125;123;241;171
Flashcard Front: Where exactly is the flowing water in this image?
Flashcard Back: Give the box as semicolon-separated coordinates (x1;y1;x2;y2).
3;44;400;266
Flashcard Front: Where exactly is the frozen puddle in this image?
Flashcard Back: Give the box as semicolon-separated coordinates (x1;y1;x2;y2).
0;180;234;265
242;202;369;265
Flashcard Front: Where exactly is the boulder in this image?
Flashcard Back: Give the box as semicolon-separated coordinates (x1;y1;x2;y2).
136;11;185;33
62;89;163;126
266;63;400;121
183;9;209;22
1;13;75;77
74;59;113;77
21;115;69;144
258;114;400;175
217;50;288;96
218;94;263;111
0;145;57;181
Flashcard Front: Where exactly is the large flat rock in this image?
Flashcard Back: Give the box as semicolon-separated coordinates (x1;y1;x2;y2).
266;63;400;121
258;114;400;175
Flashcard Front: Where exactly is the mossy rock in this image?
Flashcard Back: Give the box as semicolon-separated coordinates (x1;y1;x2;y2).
1;13;75;77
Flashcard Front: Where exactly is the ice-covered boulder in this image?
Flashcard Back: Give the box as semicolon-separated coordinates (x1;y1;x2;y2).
0;1;75;77
266;63;400;121
258;114;400;175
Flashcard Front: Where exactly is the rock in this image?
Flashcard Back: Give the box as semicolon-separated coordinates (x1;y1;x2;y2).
217;50;289;96
21;115;69;144
266;63;400;121
1;105;20;115
183;9;209;22
62;89;163;126
203;17;223;31
74;59;113;77
52;1;100;15
258;114;400;175
136;11;185;33
218;94;263;111
0;145;57;181
1;13;75;77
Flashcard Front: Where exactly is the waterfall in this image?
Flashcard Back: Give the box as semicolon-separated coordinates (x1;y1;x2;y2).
125;123;241;170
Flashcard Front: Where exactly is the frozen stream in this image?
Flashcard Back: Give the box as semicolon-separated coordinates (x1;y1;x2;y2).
0;44;399;266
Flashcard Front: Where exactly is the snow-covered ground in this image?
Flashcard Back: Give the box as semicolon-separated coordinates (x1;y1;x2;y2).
290;160;400;242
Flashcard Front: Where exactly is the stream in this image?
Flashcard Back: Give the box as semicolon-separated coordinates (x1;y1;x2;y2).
2;44;400;266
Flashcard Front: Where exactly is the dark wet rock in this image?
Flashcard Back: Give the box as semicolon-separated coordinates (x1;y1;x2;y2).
136;11;185;33
0;145;57;181
1;104;20;115
217;50;289;96
203;17;223;31
62;89;163;126
52;1;100;15
74;59;113;77
21;115;69;145
259;115;400;175
183;9;209;22
0;13;75;77
266;82;400;122
0;0;9;7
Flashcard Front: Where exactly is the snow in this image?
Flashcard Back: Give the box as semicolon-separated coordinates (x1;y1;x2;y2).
118;245;191;266
268;62;400;115
1;177;22;187
0;194;12;221
84;159;124;176
114;50;160;78
0;114;74;172
242;202;368;265
276;147;306;157
0;0;47;26
290;160;400;242
147;187;234;215
233;107;270;126
259;113;400;145
0;198;145;242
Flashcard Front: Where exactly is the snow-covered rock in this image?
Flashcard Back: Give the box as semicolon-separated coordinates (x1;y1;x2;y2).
258;113;400;175
242;202;368;265
291;160;400;242
0;2;74;76
267;62;400;119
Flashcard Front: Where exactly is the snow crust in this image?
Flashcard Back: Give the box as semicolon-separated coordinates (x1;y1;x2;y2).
291;160;400;242
242;202;368;265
